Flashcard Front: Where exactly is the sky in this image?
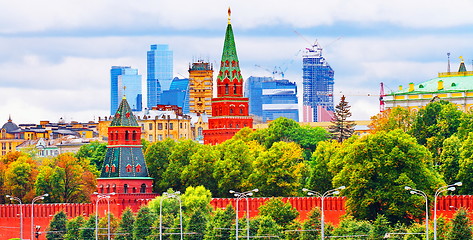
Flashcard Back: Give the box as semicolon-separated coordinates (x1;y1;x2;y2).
1;0;473;124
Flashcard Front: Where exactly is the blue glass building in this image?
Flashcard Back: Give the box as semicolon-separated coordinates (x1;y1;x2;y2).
110;66;142;114
160;77;190;113
302;43;334;122
147;44;173;109
245;76;299;122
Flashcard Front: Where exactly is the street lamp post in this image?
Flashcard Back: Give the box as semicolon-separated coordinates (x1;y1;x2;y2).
31;194;48;240
159;191;183;240
6;195;23;240
94;192;115;240
303;186;345;240
434;182;462;240
229;189;258;240
405;186;429;239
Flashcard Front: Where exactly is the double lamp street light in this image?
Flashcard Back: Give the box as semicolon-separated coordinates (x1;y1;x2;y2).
405;181;462;240
229;189;259;240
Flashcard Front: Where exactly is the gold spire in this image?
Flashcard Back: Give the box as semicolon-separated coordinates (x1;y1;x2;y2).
460;56;464;62
123;86;127;99
228;7;231;24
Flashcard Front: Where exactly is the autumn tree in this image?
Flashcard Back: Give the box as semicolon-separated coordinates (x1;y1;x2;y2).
369;106;414;133
247;142;305;197
332;129;444;224
329;95;356;142
4;154;37;201
35;153;98;203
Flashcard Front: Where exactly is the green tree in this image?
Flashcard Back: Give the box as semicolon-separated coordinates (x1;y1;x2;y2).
204;205;235;240
249;117;328;160
250;215;281;239
258;198;299;229
97;213;118;240
410;100;463;157
181;145;219;192
329;95;356;142
456;133;473;194
306;140;341;193
301;207;321;240
213;139;254;197
145;138;175;192
438;135;461;185
79;215;97;240
187;210;206;240
75;141;107;170
46;210;67;240
116;208;134;240
446;208;472;240
161;140;200;192
368;214;390;240
332;130;444;224
331;215;372;238
133;206;155;240
247;142;305;197
64;215;85;240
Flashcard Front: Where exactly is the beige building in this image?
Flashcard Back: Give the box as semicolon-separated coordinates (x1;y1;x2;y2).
188;60;214;115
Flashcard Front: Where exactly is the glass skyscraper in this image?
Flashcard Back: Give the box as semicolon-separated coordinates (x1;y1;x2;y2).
110;66;142;114
160;77;190;114
245;76;299;122
147;44;173;109
302;43;334;122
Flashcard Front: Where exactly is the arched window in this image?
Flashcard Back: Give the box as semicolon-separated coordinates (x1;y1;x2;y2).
126;164;133;172
225;84;229;94
105;164;110;172
111;165;116;173
124;184;128;193
99;184;104;193
141;184;147;193
136;164;142;173
106;184;110;193
132;130;137;140
125;130;130;141
234;84;237;94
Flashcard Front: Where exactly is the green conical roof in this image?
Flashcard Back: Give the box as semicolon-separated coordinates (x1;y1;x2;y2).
217;18;243;82
459;61;467;72
111;97;139;127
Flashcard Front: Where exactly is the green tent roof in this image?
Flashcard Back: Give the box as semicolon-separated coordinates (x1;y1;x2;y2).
110;97;139;127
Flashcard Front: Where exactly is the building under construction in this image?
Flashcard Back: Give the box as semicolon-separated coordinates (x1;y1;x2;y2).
302;42;335;122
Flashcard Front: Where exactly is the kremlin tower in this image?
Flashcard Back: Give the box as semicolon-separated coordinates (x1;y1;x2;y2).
203;8;253;145
94;96;157;210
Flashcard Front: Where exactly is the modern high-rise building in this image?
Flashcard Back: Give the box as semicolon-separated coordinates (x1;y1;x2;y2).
147;44;173;109
203;9;253;145
245;76;299;122
160;77;190;113
302;42;334;122
110;66;142;115
189;60;214;115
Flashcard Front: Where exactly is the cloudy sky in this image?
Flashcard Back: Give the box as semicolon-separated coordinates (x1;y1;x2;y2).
1;0;473;124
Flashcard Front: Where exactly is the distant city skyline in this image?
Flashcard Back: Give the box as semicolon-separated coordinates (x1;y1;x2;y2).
1;1;473;123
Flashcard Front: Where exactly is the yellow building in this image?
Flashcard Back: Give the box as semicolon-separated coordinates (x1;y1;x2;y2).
0;117;24;156
384;60;473;112
98;110;194;142
188;60;214;115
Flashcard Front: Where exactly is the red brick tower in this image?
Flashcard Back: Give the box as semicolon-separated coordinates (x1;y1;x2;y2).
203;8;253;145
92;97;157;212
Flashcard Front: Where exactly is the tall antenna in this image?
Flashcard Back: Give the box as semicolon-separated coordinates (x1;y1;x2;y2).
447;53;451;73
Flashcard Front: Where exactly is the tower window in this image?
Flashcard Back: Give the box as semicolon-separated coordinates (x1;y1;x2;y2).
234;84;237;94
140;184;146;193
225;84;229;94
126;164;133;172
124;184;128;193
136;164;142;173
